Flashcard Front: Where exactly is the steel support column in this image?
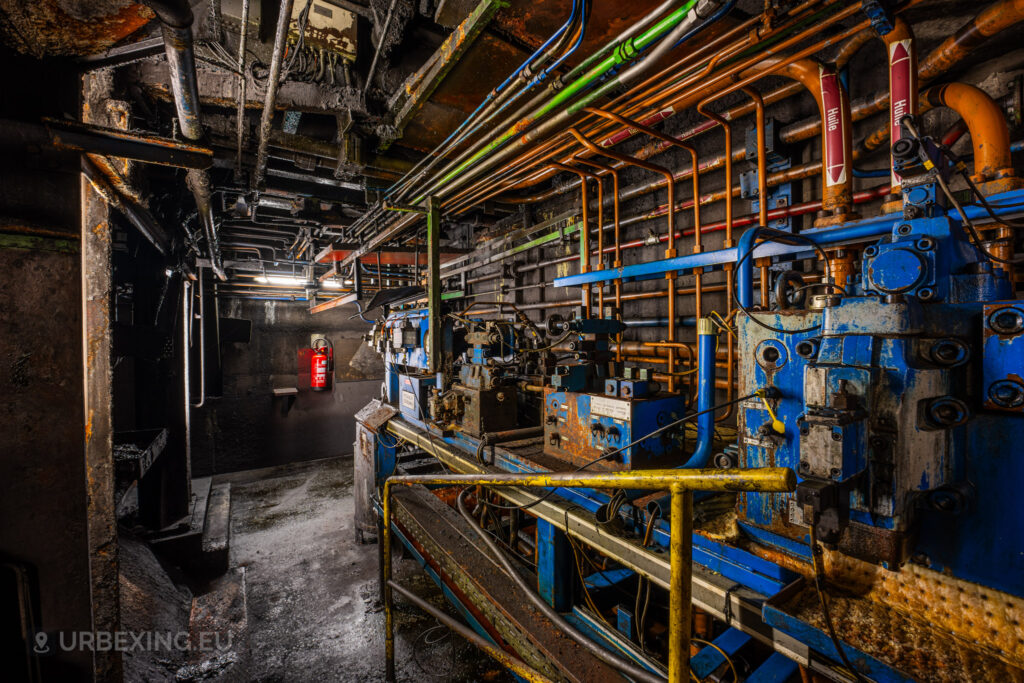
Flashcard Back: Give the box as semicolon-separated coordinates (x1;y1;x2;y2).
427;196;442;375
536;519;572;611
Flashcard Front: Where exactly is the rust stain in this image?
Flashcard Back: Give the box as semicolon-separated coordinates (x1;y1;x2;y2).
0;1;154;58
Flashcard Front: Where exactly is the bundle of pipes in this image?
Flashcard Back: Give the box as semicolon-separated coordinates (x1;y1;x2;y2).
347;0;1024;252
327;0;1023;423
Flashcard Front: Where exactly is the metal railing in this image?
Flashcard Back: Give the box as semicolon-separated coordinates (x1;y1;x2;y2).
382;467;796;682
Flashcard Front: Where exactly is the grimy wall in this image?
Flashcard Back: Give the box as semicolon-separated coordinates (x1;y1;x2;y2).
190;297;384;475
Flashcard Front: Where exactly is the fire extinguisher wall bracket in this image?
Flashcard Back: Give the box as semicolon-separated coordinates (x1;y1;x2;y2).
311;337;334;391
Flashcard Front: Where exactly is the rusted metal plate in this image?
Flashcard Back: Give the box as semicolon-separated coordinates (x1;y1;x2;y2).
395;0;669;152
385;0;502;146
314;243;467;265
355;398;399;432
391;484;626;682
0;0;154;57
768;577;1024;682
45;117;214;169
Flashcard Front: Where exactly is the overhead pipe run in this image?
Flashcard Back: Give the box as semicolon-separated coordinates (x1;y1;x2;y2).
253;0;297;191
145;0;227;280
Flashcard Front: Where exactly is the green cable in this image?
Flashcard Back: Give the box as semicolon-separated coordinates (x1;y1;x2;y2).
417;0;700;201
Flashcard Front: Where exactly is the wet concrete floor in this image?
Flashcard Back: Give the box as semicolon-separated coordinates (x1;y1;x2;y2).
220;456;514;682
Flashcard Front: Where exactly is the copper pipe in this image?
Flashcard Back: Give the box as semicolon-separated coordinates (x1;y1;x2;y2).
740;58;856;220
569;126;679;391
781;0;1019;148
584;106;705;371
556;162;605;312
583;107;702;250
743;87;768;229
573;156;624;360
550;162;592;317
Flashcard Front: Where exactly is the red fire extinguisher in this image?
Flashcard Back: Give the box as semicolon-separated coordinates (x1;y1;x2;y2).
311;338;333;391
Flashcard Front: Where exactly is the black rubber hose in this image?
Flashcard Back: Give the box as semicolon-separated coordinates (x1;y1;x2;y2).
456;488;665;683
774;270;806;310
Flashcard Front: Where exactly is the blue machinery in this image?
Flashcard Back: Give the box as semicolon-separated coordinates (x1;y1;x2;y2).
350;5;1024;681
355;187;1024;683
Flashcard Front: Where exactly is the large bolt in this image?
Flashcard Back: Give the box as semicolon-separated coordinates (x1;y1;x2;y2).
929;338;969;367
990;381;1024;408
990;308;1024;335
927;397;970;427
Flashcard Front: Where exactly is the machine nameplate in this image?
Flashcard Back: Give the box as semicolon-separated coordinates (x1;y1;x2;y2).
591;396;630;421
401;390;416;412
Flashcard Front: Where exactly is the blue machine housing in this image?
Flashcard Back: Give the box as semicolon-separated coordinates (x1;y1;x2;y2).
542;388;689;469
737;214;1024;597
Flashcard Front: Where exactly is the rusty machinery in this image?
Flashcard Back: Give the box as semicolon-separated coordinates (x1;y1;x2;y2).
350;0;1024;681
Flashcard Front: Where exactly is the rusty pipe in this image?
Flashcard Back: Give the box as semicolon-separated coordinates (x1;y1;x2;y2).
253;0;296;190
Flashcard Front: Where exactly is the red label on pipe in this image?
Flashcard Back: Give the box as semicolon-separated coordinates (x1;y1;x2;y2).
889;39;915;185
599;108;673;147
819;65;847;187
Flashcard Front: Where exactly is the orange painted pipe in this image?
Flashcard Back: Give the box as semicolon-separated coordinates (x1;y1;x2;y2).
921;83;1014;182
744;58;854;217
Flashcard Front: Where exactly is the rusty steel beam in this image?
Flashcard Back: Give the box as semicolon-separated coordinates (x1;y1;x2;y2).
41;117;213;169
79;105;122;681
383;0;502;149
310;292;359;313
80;156;171;255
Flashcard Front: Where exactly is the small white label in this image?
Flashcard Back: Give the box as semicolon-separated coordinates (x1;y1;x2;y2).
591;396;630;421
788;499;807;526
401;390;416;412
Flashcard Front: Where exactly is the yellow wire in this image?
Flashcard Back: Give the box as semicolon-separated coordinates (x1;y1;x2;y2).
567;534;607;624
690;637;738;683
708;310;737;339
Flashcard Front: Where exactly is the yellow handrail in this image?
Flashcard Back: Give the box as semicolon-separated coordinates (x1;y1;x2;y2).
381;467;796;682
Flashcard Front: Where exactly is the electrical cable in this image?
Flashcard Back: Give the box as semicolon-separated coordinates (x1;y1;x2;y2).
809;523;871;683
690;638;738;683
900;116;1021;266
731;226;833;335
481;392;756;512
456;488;666;683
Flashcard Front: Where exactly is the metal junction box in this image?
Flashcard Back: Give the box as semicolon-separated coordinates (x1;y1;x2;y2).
542;388;687;470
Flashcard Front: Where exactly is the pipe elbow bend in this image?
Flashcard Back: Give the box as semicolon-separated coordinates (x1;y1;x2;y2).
924;83;1014;183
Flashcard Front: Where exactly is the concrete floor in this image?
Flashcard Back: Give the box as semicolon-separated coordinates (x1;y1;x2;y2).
220;456;514;682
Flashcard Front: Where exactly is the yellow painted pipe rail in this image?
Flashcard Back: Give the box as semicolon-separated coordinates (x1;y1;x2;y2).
381;467;796;682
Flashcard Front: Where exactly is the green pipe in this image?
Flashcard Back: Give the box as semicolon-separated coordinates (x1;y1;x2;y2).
418;0;699;201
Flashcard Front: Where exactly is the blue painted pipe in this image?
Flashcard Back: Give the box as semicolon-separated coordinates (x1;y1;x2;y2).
736;226;760;308
681;318;716;468
624;316;697;327
554;188;1024;289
